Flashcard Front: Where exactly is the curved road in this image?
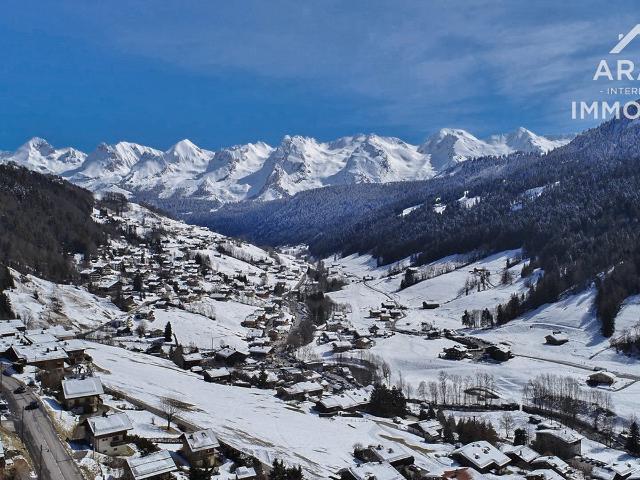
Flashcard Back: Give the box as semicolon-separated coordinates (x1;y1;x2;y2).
1;372;84;480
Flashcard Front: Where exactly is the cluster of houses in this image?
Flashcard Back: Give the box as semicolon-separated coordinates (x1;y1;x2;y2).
336;424;592;480
83;208;307;318
0;320;257;480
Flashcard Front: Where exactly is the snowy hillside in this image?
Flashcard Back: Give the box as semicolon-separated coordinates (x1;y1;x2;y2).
0;128;571;206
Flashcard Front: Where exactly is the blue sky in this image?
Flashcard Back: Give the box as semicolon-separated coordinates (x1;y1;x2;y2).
0;0;638;151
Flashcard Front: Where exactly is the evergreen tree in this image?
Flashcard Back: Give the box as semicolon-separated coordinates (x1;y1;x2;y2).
513;428;528;446
627;421;640;455
270;459;288;480
164;322;173;342
442;415;456;443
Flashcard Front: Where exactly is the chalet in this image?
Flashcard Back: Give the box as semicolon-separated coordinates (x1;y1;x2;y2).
441;467;487;480
366;444;414;468
203;367;231;384
235;466;258;479
181;428;219;468
451;441;511;474
278;381;324;401
215;347;248;366
301;359;324;372
332;341;352;353
126;450;177;480
588;370;617;386
24;331;58;344
531;456;572;476
545;332;569;345
442;344;468;360
340;462;404;480
93;278;123;299
486;344;513;362
502;444;539;468
80;412;133;455
235;467;258;480
534;429;582;459
422;302;440;309
248;345;272;358
315;387;371;414
59;340;87;365
354;337;373;349
171;347;203;370
9;344;69;372
320;332;339;344
525;470;565;480
407;419;442;441
464;387;501;404
60;377;104;414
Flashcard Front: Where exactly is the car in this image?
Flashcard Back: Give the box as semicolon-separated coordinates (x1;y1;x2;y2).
13;386;26;394
25;400;38;410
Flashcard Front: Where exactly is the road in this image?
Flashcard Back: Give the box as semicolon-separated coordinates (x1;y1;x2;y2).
1;373;85;480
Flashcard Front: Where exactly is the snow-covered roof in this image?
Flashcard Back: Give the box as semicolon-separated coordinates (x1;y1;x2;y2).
536;429;583;444
610;461;638;477
502;444;539;463
182;352;203;362
204;367;230;379
62;376;104;399
126;450;177;480
370;444;414;464
11;343;69;363
413;419;443;437
217;347;248;358
235;466;257;479
282;381;324;396
526;469;565;480
317;387;372;411
183;428;220;453
59;339;86;352
452;441;510;470
248;345;272;355
24;332;58;344
531;456;571;474
344;462;404;480
87;412;133;437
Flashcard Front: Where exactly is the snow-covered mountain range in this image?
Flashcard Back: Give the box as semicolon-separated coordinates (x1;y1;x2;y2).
0;128;573;205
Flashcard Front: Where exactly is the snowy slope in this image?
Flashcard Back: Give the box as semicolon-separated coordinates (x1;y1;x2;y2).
0;128;572;205
89;343;455;479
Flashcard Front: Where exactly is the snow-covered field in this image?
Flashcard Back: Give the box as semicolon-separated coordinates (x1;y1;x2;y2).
147;302;258;351
322;250;640;422
6;271;126;331
89;343;455;479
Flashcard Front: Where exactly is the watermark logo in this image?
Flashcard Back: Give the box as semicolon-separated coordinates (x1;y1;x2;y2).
572;25;640;120
610;25;640;54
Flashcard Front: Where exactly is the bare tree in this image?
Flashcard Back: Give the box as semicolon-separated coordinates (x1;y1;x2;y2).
381;361;391;386
428;381;439;405
404;382;414;401
499;412;515;439
160;396;189;430
135;320;148;338
417;381;427;402
439;371;449;405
